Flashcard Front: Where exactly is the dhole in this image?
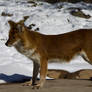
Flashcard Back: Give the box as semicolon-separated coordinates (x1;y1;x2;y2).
5;20;92;88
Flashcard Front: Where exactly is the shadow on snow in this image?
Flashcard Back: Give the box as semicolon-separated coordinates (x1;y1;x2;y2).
0;73;32;83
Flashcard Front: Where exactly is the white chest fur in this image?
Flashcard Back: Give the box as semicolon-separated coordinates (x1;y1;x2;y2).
24;49;40;64
23;49;35;57
15;42;40;64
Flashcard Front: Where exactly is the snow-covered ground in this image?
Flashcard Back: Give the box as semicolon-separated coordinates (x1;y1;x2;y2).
0;0;92;83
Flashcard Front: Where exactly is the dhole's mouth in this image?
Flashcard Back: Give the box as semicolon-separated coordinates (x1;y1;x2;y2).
5;42;12;47
5;40;20;47
12;40;20;46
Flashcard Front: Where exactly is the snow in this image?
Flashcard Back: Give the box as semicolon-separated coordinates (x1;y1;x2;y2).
0;0;92;83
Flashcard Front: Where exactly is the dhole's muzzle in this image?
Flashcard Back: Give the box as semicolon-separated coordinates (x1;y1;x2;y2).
5;40;13;47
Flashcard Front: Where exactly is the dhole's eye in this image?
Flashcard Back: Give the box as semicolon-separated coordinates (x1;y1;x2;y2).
12;36;15;39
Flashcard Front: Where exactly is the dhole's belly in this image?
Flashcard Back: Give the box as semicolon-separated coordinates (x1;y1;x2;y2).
48;50;90;63
48;58;66;63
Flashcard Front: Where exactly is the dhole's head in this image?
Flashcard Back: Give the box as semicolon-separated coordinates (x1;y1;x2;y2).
5;20;25;47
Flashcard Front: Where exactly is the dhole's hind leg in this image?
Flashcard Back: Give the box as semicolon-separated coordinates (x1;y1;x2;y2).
81;50;92;65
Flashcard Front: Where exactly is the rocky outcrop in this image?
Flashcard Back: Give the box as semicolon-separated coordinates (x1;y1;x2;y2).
70;9;91;19
1;12;13;17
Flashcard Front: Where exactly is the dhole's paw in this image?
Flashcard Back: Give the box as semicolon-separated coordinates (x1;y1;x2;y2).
22;80;32;86
32;83;42;89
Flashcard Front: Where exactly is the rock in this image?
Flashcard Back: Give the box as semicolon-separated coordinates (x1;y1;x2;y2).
27;0;37;7
84;0;92;3
70;10;91;19
1;12;13;17
27;24;36;29
27;0;36;4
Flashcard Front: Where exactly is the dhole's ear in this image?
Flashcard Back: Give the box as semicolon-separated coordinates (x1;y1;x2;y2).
8;20;16;27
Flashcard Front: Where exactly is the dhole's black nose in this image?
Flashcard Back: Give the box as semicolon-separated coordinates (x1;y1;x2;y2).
5;42;8;46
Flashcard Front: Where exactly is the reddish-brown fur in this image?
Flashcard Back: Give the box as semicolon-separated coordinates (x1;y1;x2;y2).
5;20;92;88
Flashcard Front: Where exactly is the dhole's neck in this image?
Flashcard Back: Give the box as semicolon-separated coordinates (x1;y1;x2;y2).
20;27;36;49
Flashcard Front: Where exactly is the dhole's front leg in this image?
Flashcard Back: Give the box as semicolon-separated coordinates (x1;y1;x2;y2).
23;61;40;86
33;57;48;89
32;61;40;85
